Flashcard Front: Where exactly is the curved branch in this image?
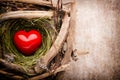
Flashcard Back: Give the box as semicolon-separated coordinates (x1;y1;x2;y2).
0;0;73;13
42;13;70;66
0;59;26;74
0;0;52;7
0;11;53;20
0;70;24;79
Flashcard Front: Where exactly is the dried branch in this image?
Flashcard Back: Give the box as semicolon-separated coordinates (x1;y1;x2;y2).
0;70;24;79
71;49;89;61
29;63;70;80
41;13;70;66
0;59;26;74
0;11;53;20
62;2;76;64
17;0;51;7
0;0;73;13
0;0;52;7
61;9;75;64
61;36;73;65
28;71;53;80
54;63;70;74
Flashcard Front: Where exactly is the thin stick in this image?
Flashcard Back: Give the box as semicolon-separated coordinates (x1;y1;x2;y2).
42;13;70;66
0;70;24;79
28;71;53;80
17;0;51;7
0;0;73;13
0;0;52;7
54;63;70;74
61;13;74;65
0;11;53;20
29;64;69;80
0;59;26;74
61;35;73;65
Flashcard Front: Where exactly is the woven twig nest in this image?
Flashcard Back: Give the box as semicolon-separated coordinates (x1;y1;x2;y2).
0;0;71;79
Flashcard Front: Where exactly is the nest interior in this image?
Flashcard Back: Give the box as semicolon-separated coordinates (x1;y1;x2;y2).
1;17;55;72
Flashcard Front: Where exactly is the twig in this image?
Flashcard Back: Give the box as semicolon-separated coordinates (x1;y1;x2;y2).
61;9;75;64
42;13;70;66
0;0;52;7
28;71;54;80
62;2;76;64
0;59;26;74
61;35;73;65
54;63;70;74
29;63;69;80
0;0;73;13
0;70;24;79
0;11;53;20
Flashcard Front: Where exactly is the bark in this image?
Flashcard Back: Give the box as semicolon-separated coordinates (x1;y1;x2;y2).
0;11;53;20
56;0;120;80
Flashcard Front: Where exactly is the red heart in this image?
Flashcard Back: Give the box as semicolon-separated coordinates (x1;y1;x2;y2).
13;30;42;56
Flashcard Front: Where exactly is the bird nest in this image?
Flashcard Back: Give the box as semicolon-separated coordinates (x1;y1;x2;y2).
0;0;72;79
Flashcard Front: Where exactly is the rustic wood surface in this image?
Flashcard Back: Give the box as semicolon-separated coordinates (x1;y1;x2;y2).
56;0;120;80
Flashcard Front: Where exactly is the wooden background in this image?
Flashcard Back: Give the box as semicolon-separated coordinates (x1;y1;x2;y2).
57;0;120;80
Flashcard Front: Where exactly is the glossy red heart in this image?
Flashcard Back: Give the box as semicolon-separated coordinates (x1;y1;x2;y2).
13;30;42;56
